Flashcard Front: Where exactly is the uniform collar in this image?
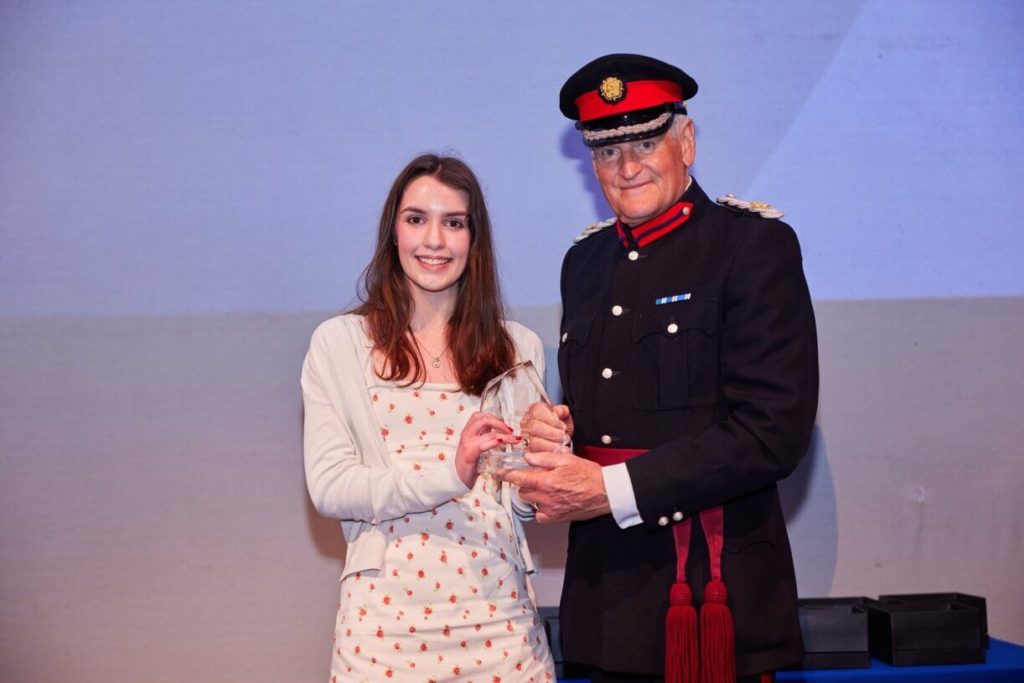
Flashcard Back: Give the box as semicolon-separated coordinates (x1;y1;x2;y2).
616;177;708;248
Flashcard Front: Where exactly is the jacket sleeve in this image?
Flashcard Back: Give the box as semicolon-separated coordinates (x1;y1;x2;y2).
301;322;470;525
626;221;819;529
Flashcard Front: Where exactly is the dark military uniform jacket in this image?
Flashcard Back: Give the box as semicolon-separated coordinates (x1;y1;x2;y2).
557;178;819;677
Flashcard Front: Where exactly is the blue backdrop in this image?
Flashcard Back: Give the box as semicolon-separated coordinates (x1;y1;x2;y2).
3;0;1022;317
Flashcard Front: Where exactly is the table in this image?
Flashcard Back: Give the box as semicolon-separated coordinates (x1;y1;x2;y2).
777;638;1024;682
558;638;1024;682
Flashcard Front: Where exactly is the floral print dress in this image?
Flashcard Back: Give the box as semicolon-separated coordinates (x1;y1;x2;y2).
329;382;555;683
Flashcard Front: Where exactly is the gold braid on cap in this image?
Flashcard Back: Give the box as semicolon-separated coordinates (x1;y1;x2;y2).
582;111;673;144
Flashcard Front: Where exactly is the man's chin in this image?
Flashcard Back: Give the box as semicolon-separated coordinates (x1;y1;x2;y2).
613;195;664;224
619;209;660;225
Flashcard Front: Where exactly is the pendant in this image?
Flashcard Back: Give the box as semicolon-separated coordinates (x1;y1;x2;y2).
430;358;441;369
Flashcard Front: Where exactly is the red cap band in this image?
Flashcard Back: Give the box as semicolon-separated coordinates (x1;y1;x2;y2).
575;79;684;122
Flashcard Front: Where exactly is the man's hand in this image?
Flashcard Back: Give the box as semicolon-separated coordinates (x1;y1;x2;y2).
496;450;610;523
520;402;574;452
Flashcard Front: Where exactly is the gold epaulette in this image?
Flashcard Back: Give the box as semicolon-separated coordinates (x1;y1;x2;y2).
572;217;616;244
716;193;784;219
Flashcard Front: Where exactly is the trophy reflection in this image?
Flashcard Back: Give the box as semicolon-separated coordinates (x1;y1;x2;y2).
477;360;553;475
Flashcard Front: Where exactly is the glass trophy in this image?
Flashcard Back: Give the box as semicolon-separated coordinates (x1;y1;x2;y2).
477;360;558;475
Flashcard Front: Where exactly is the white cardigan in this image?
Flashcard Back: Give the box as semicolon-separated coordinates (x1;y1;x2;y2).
301;313;545;581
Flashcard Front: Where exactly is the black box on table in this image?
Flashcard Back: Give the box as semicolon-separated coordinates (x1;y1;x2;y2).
789;597;871;669
878;592;988;649
866;597;985;666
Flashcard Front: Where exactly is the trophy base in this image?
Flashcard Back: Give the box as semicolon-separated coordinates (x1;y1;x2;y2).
478;449;531;475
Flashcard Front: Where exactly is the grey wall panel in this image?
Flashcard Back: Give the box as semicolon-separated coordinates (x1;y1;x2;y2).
2;297;1022;680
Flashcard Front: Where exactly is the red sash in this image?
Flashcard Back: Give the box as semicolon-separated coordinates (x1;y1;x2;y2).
578;445;736;683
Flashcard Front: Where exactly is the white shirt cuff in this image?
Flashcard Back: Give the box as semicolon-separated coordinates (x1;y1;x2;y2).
601;462;643;528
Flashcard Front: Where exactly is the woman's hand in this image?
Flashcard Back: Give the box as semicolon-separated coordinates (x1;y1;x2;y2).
519;402;573;453
454;412;519;488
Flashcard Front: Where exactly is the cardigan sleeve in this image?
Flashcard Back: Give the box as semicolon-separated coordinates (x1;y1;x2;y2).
506;320;546;379
301;319;470;525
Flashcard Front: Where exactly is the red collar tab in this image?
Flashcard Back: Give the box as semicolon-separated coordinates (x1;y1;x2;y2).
616;201;694;248
575;79;683;122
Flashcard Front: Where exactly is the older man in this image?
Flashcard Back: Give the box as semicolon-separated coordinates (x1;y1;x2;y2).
500;54;819;683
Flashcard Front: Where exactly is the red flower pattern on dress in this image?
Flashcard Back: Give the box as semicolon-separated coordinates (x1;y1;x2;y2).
329;384;552;680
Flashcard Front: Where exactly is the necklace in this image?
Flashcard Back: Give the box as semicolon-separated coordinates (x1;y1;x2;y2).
412;332;447;369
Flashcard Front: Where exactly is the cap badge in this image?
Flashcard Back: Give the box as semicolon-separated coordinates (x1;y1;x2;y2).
598;76;626;104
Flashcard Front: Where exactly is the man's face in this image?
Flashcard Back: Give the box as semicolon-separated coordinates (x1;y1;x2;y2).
591;118;696;226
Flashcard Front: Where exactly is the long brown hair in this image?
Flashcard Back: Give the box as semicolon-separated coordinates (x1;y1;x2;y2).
352;154;515;395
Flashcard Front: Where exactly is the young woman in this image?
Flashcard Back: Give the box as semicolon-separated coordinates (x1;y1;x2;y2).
302;154;555;682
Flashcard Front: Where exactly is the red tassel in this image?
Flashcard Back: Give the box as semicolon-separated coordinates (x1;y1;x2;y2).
665;581;699;683
699;579;736;683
